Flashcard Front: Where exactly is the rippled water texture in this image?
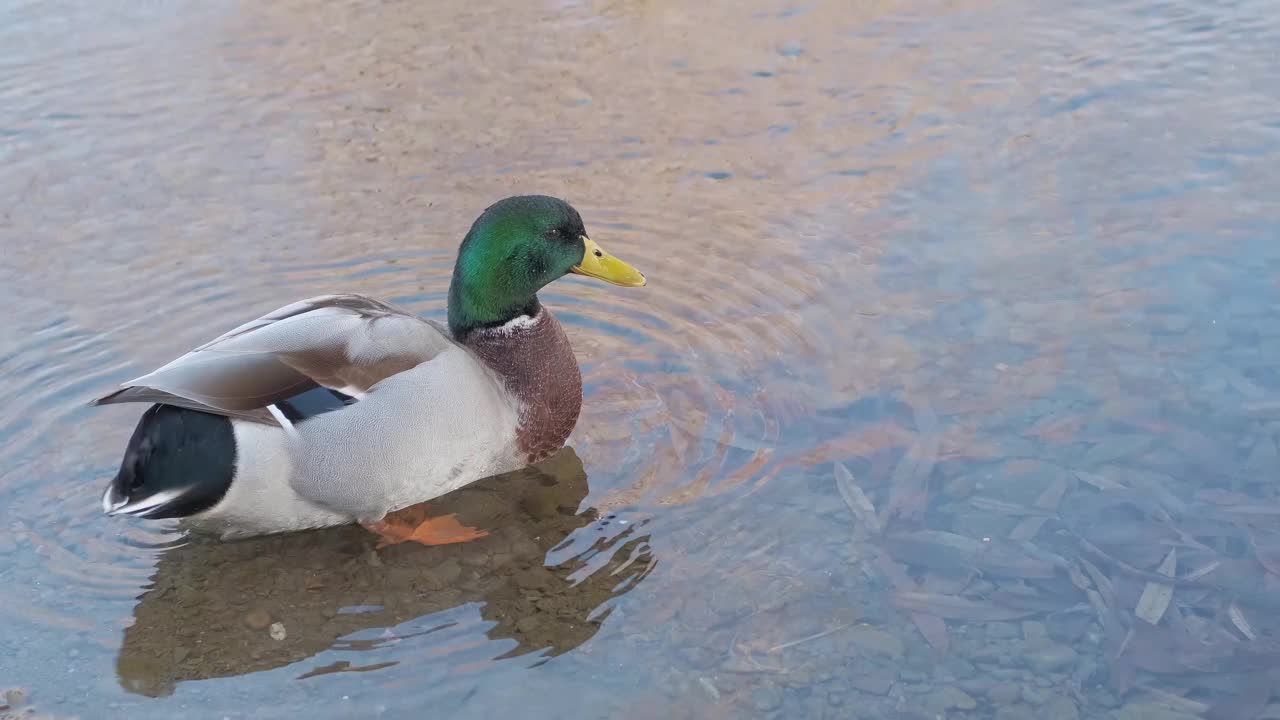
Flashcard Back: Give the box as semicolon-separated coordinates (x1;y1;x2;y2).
3;0;1280;717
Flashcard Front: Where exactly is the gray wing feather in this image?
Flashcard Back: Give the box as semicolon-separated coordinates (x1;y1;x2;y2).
92;386;278;423
92;294;456;425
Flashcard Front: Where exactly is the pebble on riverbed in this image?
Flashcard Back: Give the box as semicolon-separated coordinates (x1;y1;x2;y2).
750;686;783;712
847;627;905;659
1;688;68;720
924;686;977;712
847;665;897;695
1045;695;1080;720
979;681;1017;704
1115;703;1203;720
3;688;27;708
243;608;272;630
1024;644;1077;674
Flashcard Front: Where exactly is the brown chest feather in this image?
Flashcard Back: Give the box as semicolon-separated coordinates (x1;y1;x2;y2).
463;310;583;463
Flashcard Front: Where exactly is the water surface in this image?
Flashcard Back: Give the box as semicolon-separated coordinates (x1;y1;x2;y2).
3;0;1280;717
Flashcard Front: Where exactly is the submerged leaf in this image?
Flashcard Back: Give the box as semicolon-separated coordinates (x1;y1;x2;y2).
911;611;951;653
1009;515;1048;542
1249;527;1280;579
921;570;973;595
1195;488;1254;505
1130;686;1209;716
1124;619;1234;674
1068;564;1092;591
1010;474;1072;541
892;592;1037;621
1077;559;1131;648
1085;588;1125;644
1134;548;1176;625
1017;540;1073;570
885;530;1057;578
1213;503;1280;518
1228;603;1257;641
1074;470;1126;491
1205;670;1277;720
1182;560;1222;582
1080;557;1117;605
877;553;949;652
987;585;1080;612
834;462;881;538
968;496;1056;516
881;406;940;528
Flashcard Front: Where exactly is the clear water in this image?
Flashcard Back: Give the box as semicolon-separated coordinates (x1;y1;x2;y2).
2;0;1280;717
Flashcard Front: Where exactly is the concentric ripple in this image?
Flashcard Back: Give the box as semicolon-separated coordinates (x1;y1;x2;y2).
0;311;180;650
539;204;842;510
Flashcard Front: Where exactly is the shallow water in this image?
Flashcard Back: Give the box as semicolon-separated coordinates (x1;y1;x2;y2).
3;0;1280;717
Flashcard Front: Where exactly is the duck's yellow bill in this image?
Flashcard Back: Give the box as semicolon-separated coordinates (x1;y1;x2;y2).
571;236;647;287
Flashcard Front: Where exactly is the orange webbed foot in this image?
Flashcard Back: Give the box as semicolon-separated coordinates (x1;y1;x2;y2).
362;505;488;548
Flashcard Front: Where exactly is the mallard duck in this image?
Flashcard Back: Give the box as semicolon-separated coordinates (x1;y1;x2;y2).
93;195;645;545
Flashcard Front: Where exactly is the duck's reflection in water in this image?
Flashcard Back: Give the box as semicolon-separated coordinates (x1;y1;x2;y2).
116;448;654;697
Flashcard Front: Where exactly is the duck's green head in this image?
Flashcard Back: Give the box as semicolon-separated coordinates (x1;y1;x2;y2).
448;195;645;337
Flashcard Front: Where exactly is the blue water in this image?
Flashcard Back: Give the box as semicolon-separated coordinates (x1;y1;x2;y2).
2;0;1279;717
